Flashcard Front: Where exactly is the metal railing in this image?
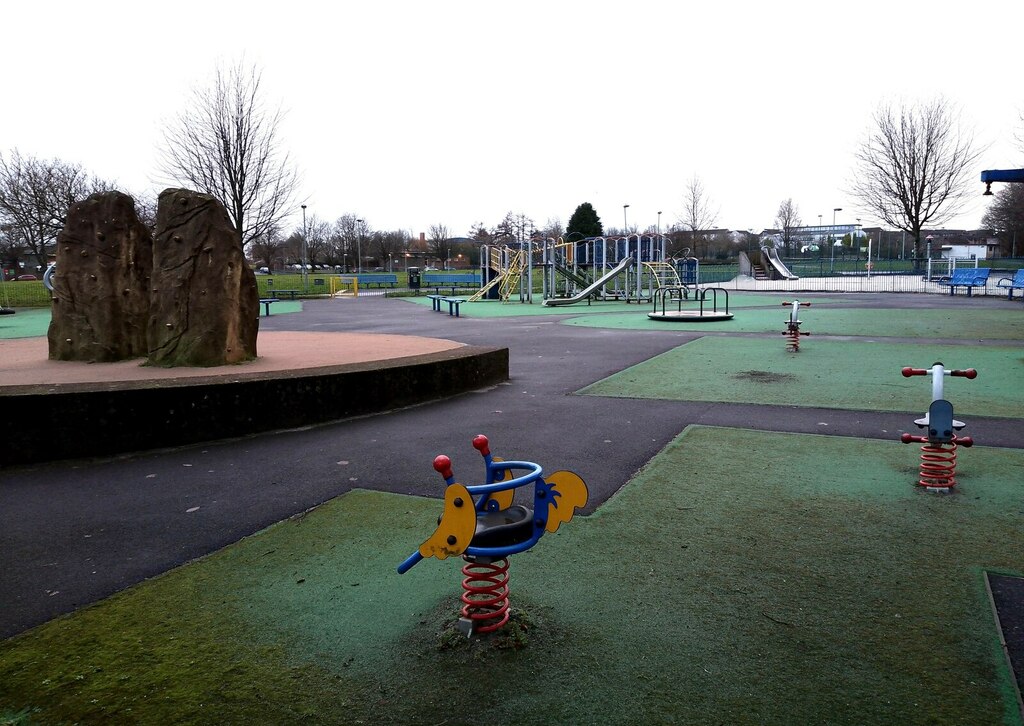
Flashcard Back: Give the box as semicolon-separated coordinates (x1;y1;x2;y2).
694;257;1023;295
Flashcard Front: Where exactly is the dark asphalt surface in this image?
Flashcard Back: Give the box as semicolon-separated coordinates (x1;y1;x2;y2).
2;292;1022;639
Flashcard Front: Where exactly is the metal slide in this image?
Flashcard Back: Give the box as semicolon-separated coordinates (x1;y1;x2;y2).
762;246;799;280
542;256;633;306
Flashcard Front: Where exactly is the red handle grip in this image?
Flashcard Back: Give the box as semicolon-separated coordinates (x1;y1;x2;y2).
901;433;927;444
472;434;490;456
951;369;977;379
433;455;453;479
902;367;927;377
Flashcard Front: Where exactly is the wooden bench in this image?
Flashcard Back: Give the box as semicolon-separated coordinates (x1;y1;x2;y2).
936;268;990;296
995;269;1024;300
259;298;280;316
422;273;481;295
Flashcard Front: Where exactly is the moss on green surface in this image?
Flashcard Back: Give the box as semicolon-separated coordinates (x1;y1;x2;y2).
580;336;1024;418
2;429;1023;724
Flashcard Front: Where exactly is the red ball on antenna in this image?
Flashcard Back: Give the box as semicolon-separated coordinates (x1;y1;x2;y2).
433;455;453;479
472;435;490;456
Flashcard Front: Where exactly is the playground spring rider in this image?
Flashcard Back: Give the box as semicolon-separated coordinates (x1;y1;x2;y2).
397;435;588;636
899;363;976;491
782;300;810;351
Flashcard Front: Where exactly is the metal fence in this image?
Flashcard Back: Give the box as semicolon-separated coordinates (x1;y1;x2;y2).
698;257;1024;295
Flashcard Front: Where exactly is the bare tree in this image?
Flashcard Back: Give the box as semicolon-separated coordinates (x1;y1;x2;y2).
332;215;362;272
248;226;284;270
427;224;450;265
495;212;536;244
372;230;408;271
774;198;802;255
680;175;718;260
159;61;299;249
302;215;332;268
0;150;113;270
540;216;564;239
850;98;983;265
982;183;1024;256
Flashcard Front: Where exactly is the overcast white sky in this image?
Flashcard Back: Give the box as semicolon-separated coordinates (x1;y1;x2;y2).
3;1;1021;238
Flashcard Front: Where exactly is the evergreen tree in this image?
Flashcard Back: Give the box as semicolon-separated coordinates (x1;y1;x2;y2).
566;202;603;239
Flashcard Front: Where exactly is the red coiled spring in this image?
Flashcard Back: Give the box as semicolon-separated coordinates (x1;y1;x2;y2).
460;557;511;633
916;439;958;490
784;325;802;352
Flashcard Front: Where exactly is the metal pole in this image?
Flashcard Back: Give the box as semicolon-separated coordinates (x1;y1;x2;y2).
356;219;363;273
831;207;842;273
301;204;308;290
623;204;629;235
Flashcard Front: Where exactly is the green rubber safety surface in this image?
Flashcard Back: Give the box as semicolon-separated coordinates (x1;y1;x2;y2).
1;427;1021;725
580;336;1024;418
565;305;1024;339
0;303;303;341
0;309;50;339
399;293;844;318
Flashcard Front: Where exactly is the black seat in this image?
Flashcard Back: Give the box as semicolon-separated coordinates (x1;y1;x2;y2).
470;505;534;548
927;400;955;442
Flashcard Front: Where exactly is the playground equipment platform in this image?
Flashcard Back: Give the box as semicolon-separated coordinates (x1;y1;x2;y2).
1;332;509;465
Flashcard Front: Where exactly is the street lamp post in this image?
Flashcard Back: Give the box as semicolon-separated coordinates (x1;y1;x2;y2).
301;204;308;289
623;204;630;235
818;214;823;258
355;219;364;273
830;207;842;272
657;210;662;236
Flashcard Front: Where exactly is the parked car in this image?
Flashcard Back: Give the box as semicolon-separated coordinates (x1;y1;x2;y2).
16;274;37;281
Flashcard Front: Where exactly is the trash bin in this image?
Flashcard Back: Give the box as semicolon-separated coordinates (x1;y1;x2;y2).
408;267;421;290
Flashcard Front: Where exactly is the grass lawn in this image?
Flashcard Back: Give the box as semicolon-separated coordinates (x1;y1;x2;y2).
579;336;1024;419
2;427;1022;725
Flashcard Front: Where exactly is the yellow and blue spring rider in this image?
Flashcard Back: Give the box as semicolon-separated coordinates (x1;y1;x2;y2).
397;434;588;636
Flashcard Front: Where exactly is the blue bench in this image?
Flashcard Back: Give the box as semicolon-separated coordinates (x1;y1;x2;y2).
422;273;481;294
426;294;465;317
937;268;990;296
353;274;398;288
996;269;1024;300
259;298;280;316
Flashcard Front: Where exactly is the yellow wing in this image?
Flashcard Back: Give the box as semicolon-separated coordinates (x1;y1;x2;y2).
418;483;476;560
544;470;588;533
